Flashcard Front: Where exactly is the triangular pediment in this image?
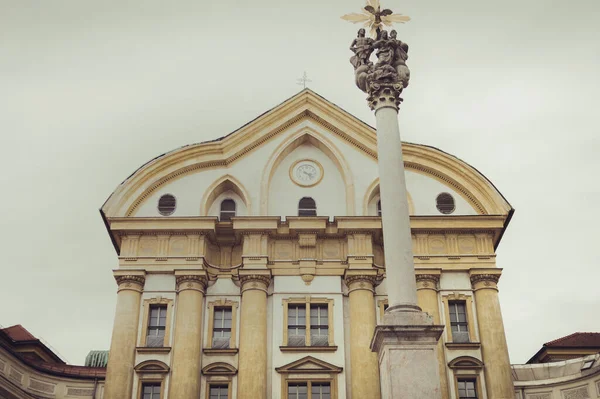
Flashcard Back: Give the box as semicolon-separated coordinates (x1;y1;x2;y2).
275;356;343;374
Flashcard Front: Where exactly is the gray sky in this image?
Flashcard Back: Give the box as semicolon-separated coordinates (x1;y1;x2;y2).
1;0;599;365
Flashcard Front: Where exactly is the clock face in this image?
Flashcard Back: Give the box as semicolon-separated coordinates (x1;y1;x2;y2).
290;160;323;187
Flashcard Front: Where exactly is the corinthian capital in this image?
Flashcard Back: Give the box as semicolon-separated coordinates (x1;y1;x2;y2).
470;273;501;290
416;274;440;290
176;275;208;293
114;274;145;293
239;273;271;292
344;273;379;292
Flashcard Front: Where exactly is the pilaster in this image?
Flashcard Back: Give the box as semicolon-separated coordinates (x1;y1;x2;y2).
168;271;208;399
237;271;271;399
416;272;450;399
470;270;514;398
344;271;381;399
104;271;145;399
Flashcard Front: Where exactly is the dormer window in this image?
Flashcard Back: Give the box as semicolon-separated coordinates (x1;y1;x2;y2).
220;199;236;221
298;197;317;217
377;200;382;217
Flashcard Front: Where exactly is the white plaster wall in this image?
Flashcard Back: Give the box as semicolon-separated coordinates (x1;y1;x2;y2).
133;118;478;218
271;276;347;399
439;272;472;291
267;143;346;218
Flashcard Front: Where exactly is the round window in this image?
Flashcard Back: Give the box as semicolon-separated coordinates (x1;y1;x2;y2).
158;194;176;216
436;193;455;214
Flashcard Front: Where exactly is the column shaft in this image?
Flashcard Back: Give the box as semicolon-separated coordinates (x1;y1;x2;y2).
374;105;418;310
237;274;270;399
168;274;207;398
471;273;514;399
346;275;381;399
104;274;145;399
416;274;449;399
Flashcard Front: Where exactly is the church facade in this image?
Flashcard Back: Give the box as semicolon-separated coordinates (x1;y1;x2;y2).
97;89;515;399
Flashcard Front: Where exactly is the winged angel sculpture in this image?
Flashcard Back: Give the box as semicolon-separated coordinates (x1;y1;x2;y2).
342;0;411;97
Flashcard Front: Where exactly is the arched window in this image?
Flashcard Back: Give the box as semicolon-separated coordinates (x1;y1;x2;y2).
220;199;236;221
158;194;176;216
377;200;382;217
298;197;317;217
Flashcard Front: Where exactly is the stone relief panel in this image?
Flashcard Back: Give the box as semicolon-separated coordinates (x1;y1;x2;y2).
458;235;476;254
9;366;22;384
29;378;56;394
322;239;342;260
274;240;295;260
562;385;590;399
138;236;158;257
428;235;447;255
67;387;95;396
169;235;187;256
527;393;552;399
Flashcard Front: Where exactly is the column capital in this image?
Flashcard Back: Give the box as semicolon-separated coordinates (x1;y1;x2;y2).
344;272;379;293
368;83;404;112
416;273;440;291
114;273;145;293
470;271;501;291
175;274;208;293
239;272;271;293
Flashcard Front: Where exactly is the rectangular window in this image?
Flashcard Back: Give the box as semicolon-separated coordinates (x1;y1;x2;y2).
287;382;331;399
288;305;306;346
146;305;167;347
212;307;232;349
457;379;477;398
141;383;161;399
449;301;469;343
209;384;229;399
310;305;329;346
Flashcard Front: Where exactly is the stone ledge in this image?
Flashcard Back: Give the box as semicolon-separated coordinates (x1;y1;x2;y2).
371;324;444;353
136;346;171;354
445;342;481;350
203;348;239;356
279;346;338;353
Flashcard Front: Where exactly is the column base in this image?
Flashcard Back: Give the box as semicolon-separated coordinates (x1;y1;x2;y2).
371;311;445;399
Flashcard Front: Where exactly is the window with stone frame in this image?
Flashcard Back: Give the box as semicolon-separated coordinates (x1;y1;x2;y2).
282;298;335;349
208;384;229;399
298;197;317;216
146;305;167;347
141;383;161;399
449;301;470;343
212;307;232;349
457;379;477;398
288;381;331;399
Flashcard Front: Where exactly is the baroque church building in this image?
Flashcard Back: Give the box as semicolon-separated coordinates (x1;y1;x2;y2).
97;89;515;399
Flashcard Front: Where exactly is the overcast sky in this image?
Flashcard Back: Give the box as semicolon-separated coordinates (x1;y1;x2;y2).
1;0;599;365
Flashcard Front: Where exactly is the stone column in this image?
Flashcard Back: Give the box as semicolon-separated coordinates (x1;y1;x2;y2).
367;87;444;398
168;272;207;398
237;272;271;399
345;273;381;399
470;272;514;398
104;272;145;399
372;91;419;312
416;273;449;399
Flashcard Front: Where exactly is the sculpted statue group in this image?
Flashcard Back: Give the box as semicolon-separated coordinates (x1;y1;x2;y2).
349;28;410;107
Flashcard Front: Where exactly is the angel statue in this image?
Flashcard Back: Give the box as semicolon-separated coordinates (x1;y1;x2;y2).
390;30;410;87
349;28;374;69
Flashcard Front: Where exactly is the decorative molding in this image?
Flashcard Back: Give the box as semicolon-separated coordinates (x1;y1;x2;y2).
275;355;343;374
29;378;55;394
203;348;239;356
562;385;590;399
136;347;171;354
344;274;378;290
134;359;170;374
67;387;95;396
416;274;440;290
448;356;484;370
280;345;338;353
202;362;237;376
